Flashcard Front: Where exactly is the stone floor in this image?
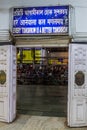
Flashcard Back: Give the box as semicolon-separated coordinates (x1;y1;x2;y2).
10;84;87;129
17;85;67;117
0;115;87;130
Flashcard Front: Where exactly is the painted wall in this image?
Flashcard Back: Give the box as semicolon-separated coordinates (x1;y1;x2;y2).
0;0;87;8
0;0;87;40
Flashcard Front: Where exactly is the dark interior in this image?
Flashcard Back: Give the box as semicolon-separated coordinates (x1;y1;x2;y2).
17;47;68;117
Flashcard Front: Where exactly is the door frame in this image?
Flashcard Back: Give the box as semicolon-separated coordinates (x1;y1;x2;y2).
15;36;70;118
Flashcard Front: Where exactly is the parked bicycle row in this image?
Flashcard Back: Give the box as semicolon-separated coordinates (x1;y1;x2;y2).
17;64;68;85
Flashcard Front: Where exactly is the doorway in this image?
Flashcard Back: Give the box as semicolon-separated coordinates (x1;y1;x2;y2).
17;46;68;117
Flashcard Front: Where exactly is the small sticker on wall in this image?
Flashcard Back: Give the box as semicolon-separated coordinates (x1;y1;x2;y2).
0;70;6;85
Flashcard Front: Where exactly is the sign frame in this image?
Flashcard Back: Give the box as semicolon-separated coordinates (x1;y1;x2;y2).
10;5;71;36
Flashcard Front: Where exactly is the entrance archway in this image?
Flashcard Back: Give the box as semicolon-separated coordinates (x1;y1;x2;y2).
15;36;70;117
0;39;87;127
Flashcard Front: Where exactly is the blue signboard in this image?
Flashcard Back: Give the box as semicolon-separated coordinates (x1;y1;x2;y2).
12;5;69;35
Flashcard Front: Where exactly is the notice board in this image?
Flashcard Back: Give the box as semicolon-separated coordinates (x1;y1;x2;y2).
12;5;69;35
